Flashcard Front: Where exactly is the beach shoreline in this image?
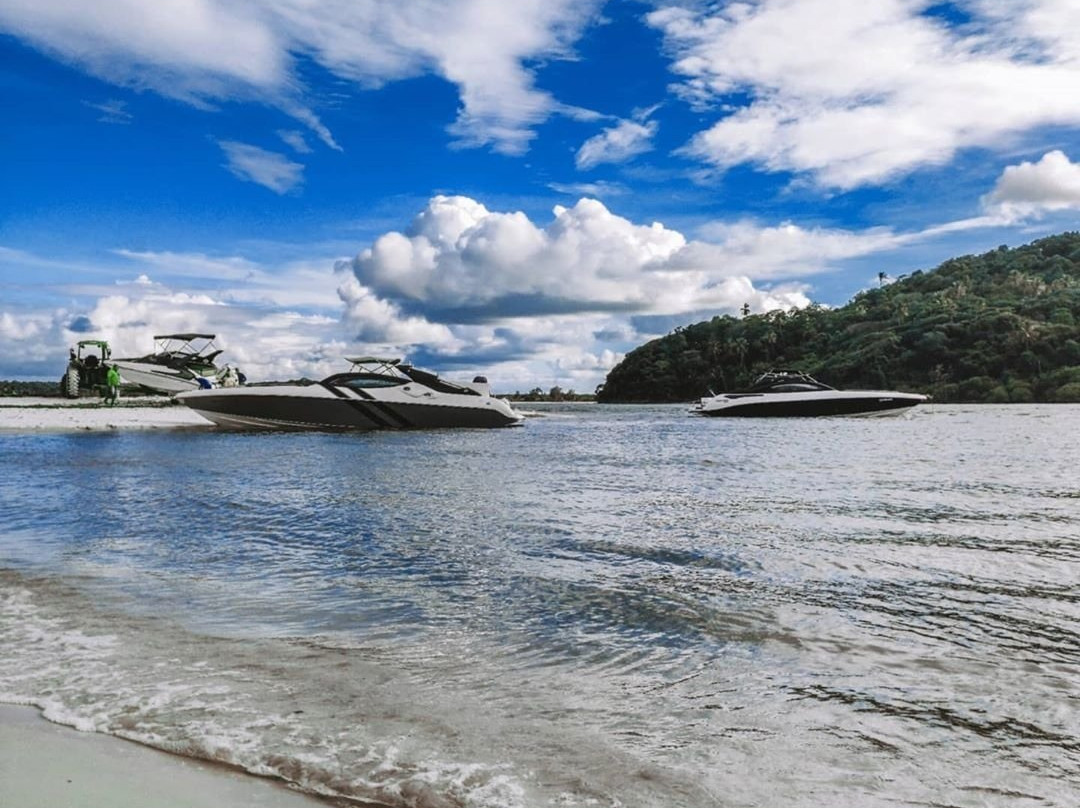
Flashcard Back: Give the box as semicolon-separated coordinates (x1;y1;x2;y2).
0;397;211;431
0;704;350;808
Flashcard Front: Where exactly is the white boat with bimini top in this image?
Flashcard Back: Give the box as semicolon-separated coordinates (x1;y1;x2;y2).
691;370;928;417
113;333;242;395
175;357;524;430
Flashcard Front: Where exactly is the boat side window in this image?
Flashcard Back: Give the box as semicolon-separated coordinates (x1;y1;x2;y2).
336;374;406;389
772;383;822;392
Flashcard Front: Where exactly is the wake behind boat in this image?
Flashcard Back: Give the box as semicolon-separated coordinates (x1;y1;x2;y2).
692;370;927;417
176;357;524;430
113;333;241;395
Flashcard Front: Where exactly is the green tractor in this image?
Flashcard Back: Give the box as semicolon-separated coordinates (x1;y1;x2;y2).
61;340;112;398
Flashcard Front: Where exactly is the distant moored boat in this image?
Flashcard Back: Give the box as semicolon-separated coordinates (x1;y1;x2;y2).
691;370;928;417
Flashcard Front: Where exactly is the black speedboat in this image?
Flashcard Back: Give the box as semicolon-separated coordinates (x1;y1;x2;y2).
176;357;523;430
691;371;927;417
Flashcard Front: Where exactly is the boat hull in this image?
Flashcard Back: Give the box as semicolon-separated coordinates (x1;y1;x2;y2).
176;384;524;430
113;361;206;394
695;390;926;417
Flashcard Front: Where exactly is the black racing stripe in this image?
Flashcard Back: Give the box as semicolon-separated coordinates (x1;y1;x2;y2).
364;399;413;429
379;404;413;429
345;386;413;429
318;381;392;428
322;382;412;429
319;381;349;398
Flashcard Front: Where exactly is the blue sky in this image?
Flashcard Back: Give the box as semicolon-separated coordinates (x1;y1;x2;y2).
3;0;1080;391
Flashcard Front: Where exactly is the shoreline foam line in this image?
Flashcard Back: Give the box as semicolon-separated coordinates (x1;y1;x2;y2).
0;704;347;808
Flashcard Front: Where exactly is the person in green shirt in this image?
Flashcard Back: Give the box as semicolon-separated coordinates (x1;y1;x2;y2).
105;365;120;406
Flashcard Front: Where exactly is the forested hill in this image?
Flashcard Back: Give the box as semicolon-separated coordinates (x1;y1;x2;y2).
597;232;1080;404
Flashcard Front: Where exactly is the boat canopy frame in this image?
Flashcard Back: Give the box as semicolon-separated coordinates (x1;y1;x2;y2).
744;370;836;393
150;334;222;362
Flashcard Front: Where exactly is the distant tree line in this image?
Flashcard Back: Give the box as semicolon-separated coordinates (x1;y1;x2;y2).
0;380;61;397
0;379;166;398
598;232;1080;404
508;386;594;402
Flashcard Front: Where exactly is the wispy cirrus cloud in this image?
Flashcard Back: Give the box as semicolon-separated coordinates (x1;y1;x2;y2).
83;98;132;124
218;141;304;194
576;118;658;170
277;129;312;154
548;180;628;197
111;249;342;309
649;0;1080;189
0;0;603;156
0;0;286;103
112;249;263;281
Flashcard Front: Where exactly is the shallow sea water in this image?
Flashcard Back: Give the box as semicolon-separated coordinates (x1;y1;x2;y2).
1;403;1078;807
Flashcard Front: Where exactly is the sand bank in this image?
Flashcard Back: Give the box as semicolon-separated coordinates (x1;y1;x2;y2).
0;705;335;808
0;398;210;431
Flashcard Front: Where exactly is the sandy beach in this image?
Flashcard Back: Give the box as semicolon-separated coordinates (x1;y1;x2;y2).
0;705;337;808
0;397;211;431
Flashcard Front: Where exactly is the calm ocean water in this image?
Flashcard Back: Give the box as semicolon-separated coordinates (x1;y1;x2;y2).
1;403;1078;807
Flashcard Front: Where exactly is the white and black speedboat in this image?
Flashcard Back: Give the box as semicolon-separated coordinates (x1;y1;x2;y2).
175;357;524;430
114;333;241;395
691;370;927;417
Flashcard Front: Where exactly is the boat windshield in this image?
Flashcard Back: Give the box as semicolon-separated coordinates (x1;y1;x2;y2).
400;366;479;395
746;371;835;392
337;374;407;389
330;357;480;395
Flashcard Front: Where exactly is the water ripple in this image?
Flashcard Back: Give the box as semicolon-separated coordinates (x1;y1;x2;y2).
2;404;1079;807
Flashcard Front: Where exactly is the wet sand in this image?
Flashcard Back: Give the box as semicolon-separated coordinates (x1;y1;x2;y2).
0;705;335;808
0;397;210;431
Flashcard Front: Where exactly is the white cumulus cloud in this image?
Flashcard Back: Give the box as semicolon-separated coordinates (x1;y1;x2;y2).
346;195;911;315
337;274;456;345
648;0;1080;189
982;150;1080;220
331;195;867;387
342;195;695;314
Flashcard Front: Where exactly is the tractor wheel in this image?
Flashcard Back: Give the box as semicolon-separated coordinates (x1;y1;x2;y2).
63;368;80;398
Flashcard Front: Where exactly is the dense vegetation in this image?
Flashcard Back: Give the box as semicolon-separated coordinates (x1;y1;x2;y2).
508;386;594;402
0;380;157;398
598;232;1080;404
0;380;62;397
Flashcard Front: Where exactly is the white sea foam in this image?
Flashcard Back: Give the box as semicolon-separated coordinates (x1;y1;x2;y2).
1;575;541;808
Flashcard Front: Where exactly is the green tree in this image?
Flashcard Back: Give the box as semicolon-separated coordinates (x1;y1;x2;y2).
597;231;1080;403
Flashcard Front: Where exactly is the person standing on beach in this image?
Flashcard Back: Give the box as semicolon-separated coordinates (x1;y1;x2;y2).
105;364;120;406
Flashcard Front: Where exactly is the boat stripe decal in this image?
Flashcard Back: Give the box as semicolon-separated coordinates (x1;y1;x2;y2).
351;389;414;429
317;382;391;428
319;382;412;429
319;381;349;399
